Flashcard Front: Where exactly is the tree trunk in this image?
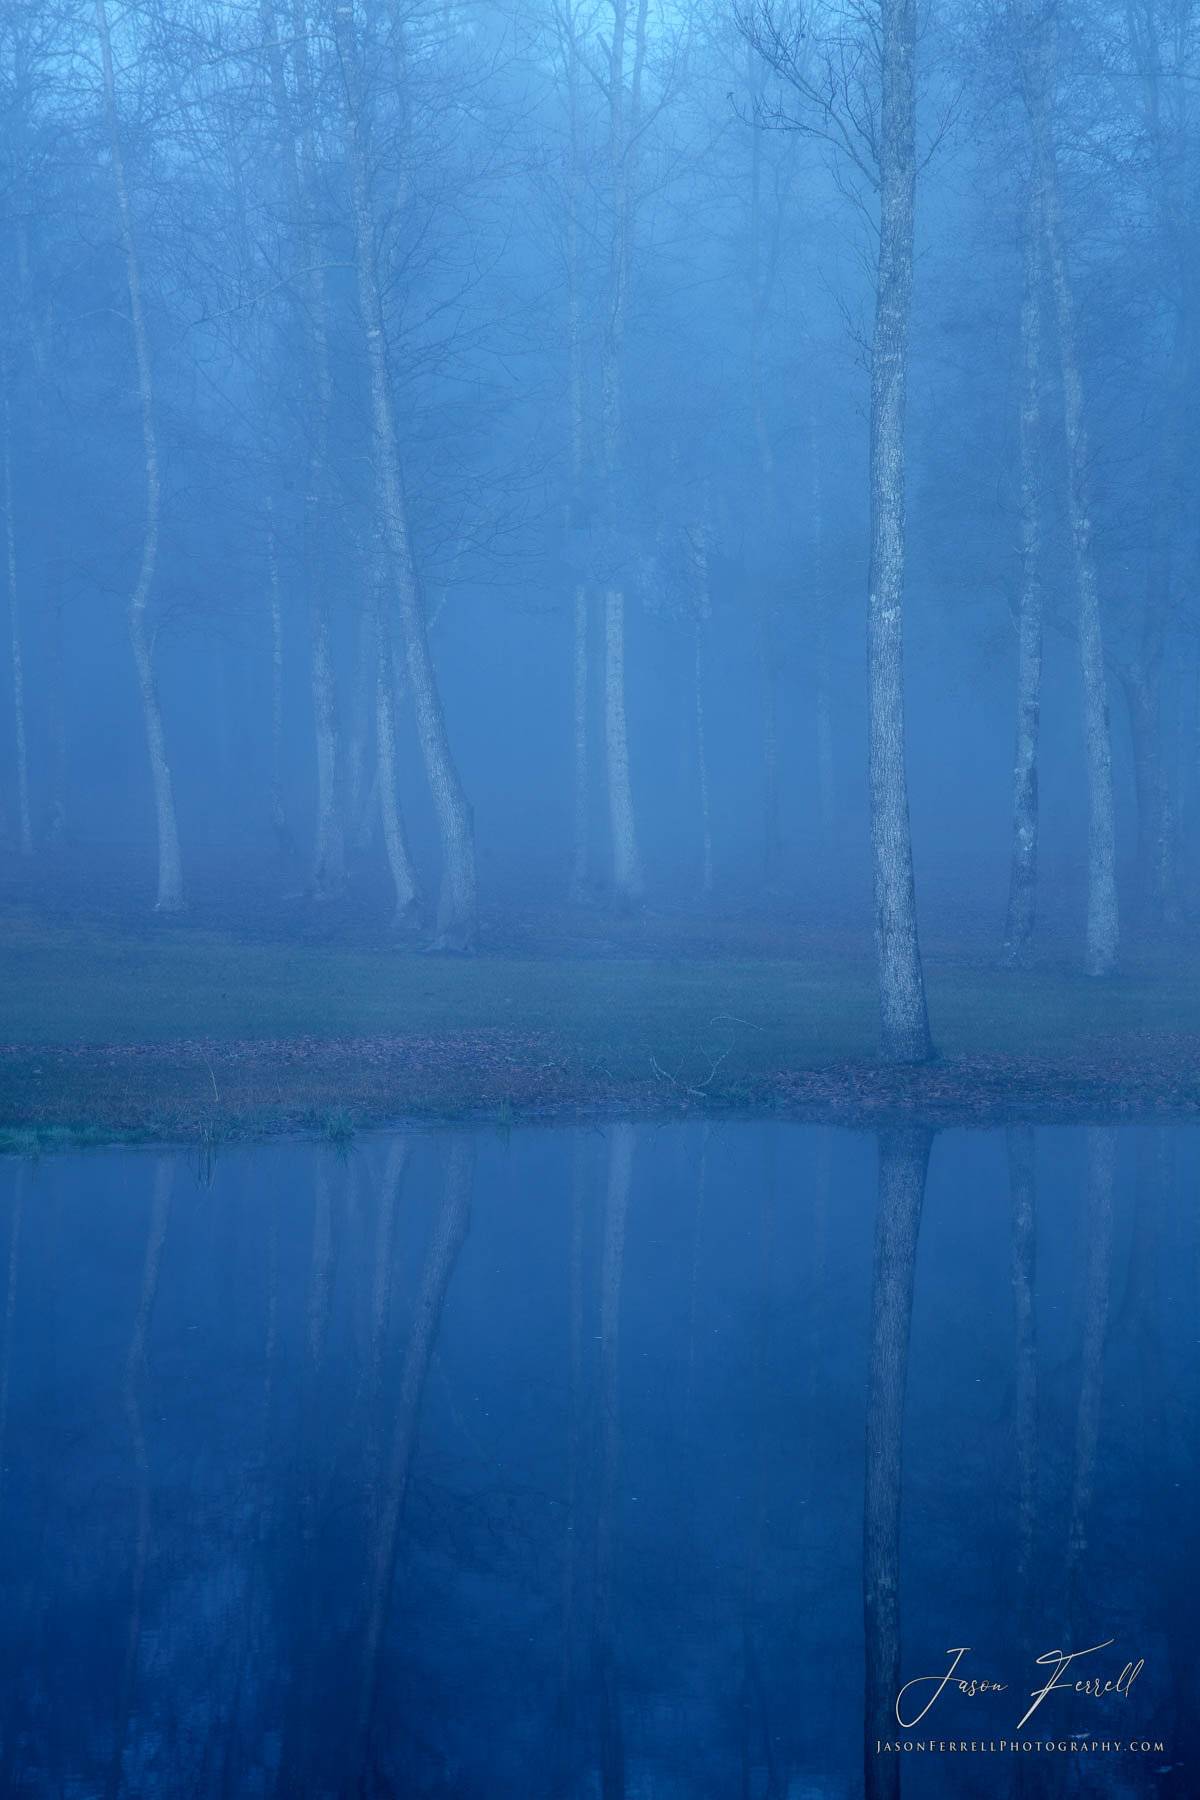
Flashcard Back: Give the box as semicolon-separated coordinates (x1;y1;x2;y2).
1019;19;1118;974
863;1125;931;1800
604;587;644;905
335;6;478;950
95;0;184;911
570;583;590;904
2;380;32;856
347;596;375;853
373;551;422;929
760;608;781;891
47;593;67;847
1001;195;1044;967
598;0;649;909
867;0;932;1060
265;503;292;854
695;620;714;900
690;518;714;899
564;22;591;909
813;437;835;850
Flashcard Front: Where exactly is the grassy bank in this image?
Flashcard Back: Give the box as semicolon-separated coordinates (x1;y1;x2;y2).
5;906;1200;1146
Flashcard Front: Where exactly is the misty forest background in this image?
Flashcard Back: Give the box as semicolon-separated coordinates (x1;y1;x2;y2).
1;0;1199;1062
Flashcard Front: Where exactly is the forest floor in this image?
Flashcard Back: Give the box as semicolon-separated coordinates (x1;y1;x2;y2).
4;849;1200;1148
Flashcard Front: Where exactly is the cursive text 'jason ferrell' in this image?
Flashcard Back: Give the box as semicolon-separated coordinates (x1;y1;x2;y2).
896;1642;1144;1732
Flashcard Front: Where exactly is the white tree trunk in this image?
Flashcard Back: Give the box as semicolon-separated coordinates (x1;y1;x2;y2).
570;582;590;903
265;503;291;853
2;383;31;856
604;588;644;905
867;0;932;1061
598;0;649;909
336;6;477;949
95;0;184;912
373;557;422;928
1001;197;1044;967
1019;21;1118;974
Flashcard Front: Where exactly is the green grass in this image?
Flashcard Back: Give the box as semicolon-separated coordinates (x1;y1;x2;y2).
4;912;1200;1053
4;909;1200;1142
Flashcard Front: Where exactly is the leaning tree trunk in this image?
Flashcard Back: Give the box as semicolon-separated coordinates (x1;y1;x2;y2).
350;1138;473;1790
336;9;477;950
867;0;932;1061
95;0;184;912
1001;192;1044;967
1019;17;1118;974
863;1125;931;1800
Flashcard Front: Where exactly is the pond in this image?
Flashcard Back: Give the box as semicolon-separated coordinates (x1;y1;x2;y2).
0;1123;1192;1797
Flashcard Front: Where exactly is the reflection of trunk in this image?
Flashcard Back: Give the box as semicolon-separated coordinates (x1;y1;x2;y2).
335;9;477;949
0;1168;23;1526
868;0;931;1060
1001;198;1044;967
365;1137;409;1523
352;1139;473;1786
605;589;643;905
2;382;31;856
691;522;714;898
95;0;183;912
258;0;344;898
373;556;422;928
1007;1126;1038;1635
107;1159;172;1800
594;1123;634;1800
863;1126;931;1800
1018;18;1118;974
1064;1127;1115;1626
741;1138;781;1800
277;1160;341;1794
556;1134;590;1795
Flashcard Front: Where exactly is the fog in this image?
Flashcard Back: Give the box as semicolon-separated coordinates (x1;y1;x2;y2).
0;0;1195;998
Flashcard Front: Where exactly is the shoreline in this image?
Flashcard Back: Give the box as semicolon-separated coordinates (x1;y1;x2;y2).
4;1032;1199;1151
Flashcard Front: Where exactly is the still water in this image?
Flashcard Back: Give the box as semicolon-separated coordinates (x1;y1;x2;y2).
0;1124;1193;1797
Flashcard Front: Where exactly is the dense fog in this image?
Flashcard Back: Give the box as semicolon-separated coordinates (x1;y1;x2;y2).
0;0;1195;980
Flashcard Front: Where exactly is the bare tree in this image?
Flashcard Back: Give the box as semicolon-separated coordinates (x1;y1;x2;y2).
334;0;478;950
1001;186;1044;966
94;0;184;910
1012;0;1119;974
742;0;933;1058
